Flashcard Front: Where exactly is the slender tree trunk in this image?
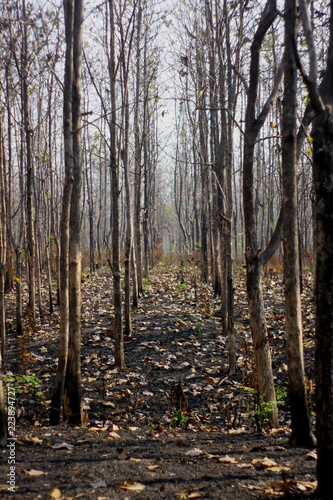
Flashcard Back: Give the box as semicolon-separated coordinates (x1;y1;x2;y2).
0;101;7;446
64;0;84;425
22;0;36;324
305;0;333;490
120;11;135;336
109;0;125;370
133;0;143;297
50;0;74;425
282;0;315;447
243;0;282;428
0;115;6;369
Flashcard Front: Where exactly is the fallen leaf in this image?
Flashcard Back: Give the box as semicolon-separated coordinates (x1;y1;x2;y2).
24;434;43;445
252;457;277;468
50;486;62;499
52;442;74;451
218;455;237;464
115;480;145;492
23;469;46;476
147;464;160;471
306;450;317;460
268;479;293;492
90;480;107;488
296;480;317;491
185;448;203;456
89;426;109;432
107;431;121;440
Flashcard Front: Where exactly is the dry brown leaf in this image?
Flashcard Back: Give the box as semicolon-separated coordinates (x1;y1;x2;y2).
24;434;43;445
238;483;258;491
306;450;317;460
50;486;62;499
235;463;253;469
185;448;203;456
107;431;121;440
23;469;46;476
176;493;188;500
115;480;145;492
252;457;277;468
296;480;317;491
90;480;107;488
147;464;160;471
218;455;237;464
52;442;74;451
88;426;109;432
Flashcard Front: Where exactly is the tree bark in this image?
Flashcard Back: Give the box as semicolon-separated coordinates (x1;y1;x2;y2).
109;0;125;370
22;0;36;325
133;0;143;298
243;0;282;428
50;0;74;425
282;0;315;448
64;0;84;425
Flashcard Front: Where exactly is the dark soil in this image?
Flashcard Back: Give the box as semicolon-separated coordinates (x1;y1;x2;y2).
0;263;317;499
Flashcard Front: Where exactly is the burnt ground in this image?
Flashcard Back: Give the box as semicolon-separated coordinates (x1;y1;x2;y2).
0;262;318;499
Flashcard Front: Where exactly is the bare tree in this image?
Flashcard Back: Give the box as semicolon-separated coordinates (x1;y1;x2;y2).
109;0;125;370
293;0;333;494
243;0;284;427
281;0;315;447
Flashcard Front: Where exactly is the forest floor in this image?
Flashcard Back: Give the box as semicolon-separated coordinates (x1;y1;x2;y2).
0;260;318;499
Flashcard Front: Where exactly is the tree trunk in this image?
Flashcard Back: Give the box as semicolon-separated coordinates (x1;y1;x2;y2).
50;0;74;425
22;0;36;324
243;0;282;428
64;0;84;426
282;0;314;448
120;10;135;337
309;6;333;491
133;0;143;297
0;115;6;369
109;0;125;370
313;108;333;499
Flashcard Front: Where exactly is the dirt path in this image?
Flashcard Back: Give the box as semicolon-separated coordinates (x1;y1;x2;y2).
1;264;317;499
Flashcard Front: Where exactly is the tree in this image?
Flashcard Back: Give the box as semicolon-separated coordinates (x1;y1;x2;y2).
63;0;84;426
108;0;125;370
243;0;284;427
22;0;36;324
281;0;315;447
293;0;333;493
50;0;84;426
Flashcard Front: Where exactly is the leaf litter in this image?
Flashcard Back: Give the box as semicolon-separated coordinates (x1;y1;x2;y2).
2;263;318;499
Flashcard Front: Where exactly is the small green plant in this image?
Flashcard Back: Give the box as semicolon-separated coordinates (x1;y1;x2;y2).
276;384;288;406
157;261;166;271
177;283;186;292
170;409;189;429
4;374;44;403
241;386;277;431
194;322;203;335
143;277;151;291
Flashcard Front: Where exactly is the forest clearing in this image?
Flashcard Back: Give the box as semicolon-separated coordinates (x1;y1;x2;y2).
1;260;318;499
